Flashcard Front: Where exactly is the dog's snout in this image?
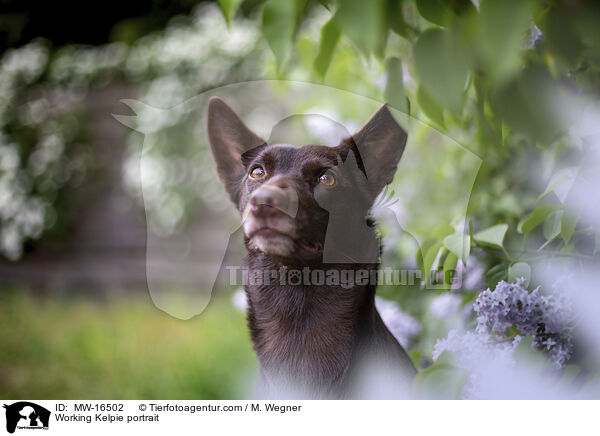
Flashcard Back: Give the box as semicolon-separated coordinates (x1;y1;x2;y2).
248;180;298;218
250;185;285;216
250;196;274;217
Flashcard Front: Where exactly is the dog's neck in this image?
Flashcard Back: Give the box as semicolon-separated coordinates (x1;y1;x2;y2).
322;211;380;263
243;250;380;398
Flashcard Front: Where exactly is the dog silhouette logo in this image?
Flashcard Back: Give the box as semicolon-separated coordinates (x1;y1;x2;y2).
3;402;50;434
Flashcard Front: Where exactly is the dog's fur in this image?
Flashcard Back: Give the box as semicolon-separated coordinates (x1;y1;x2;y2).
207;97;416;398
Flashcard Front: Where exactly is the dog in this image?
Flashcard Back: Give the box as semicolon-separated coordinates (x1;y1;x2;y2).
207;97;416;399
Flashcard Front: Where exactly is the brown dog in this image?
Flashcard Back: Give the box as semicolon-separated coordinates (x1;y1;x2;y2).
207;97;416;398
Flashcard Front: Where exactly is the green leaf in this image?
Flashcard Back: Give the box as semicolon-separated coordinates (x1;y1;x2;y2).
513;336;551;370
508;262;531;287
473;224;508;247
534;2;584;69
543;210;563;241
431;224;455;240
316;0;334;10
262;0;307;69
561;208;581;245
414;352;466;399
489;67;567;145
443;233;470;266
217;0;243;23
423;242;444;285
443;252;459;286
416;0;476;27
477;0;534;82
485;263;507;289
539;210;563;250
538;167;578;203
413;28;470;114
416;238;440;270
384;0;411;38
314;17;341;77
417;86;445;127
501;122;510;146
416;0;455;26
335;0;386;55
518;204;562;234
385;57;409;114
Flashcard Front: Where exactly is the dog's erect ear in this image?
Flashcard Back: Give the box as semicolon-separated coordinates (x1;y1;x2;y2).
207;96;266;203
350;104;407;197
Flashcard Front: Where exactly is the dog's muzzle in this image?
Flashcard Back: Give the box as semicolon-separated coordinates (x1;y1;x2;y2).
245;183;298;220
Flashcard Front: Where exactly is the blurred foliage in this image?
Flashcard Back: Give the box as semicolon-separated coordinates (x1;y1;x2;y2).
0;5;265;253
265;0;600;293
0;291;255;399
0;41;95;259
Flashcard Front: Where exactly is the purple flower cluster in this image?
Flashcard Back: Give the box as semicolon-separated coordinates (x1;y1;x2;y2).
473;278;574;368
375;297;421;349
432;330;521;399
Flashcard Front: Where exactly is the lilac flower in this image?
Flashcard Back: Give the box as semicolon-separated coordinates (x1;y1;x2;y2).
432;277;577;398
430;293;462;319
456;256;485;291
473;278;574;368
433;330;519;364
432;330;521;399
375;296;421;349
526;23;544;50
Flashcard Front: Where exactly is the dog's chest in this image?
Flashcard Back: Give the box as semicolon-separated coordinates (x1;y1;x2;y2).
246;281;360;391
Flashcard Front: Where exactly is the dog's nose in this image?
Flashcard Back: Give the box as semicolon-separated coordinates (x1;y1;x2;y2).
250;186;285;216
249;180;297;218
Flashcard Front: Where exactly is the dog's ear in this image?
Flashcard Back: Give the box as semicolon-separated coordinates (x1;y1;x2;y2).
207;96;266;203
350;104;407;197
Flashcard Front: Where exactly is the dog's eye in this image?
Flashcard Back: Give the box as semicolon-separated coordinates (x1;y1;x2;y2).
318;172;336;186
249;166;266;180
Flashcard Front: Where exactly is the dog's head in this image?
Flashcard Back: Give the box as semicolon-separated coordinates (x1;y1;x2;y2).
206;97;407;264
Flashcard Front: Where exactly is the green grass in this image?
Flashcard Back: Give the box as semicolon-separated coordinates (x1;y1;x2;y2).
0;291;256;399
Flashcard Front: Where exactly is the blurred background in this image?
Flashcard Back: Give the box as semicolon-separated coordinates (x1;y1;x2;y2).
1;0;599;399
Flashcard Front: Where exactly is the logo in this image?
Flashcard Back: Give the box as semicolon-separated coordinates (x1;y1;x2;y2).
3;402;50;434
